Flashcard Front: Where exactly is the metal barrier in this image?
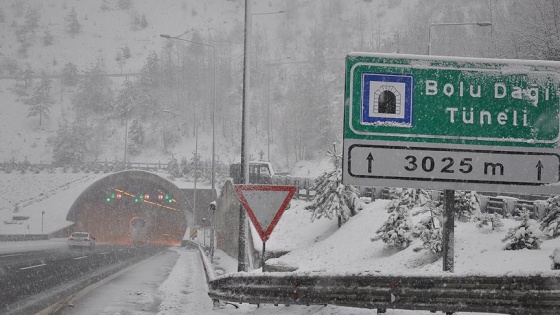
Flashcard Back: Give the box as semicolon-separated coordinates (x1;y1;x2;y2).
272;175;315;201
208;273;560;314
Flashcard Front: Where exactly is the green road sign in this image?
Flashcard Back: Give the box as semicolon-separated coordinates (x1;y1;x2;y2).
342;53;560;194
344;53;560;147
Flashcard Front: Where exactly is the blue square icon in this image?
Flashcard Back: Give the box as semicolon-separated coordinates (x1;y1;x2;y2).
361;73;413;127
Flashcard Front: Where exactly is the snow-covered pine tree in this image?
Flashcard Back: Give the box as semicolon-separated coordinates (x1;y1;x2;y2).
52;119;90;166
167;156;181;179
61;62;79;86
414;202;443;253
305;169;364;227
454;191;480;221
475;212;504;231
127;119;144;155
374;204;414;249
386;188;431;213
502;209;542;250
65;7;81;36
541;195;560;238
25;70;53;126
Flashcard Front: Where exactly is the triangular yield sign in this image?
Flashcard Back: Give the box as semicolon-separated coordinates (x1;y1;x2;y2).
234;185;297;242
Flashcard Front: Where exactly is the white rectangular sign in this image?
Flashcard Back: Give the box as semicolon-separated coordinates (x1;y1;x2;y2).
343;139;560;194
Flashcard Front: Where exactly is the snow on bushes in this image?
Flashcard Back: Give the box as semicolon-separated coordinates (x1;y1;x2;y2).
385;188;431;213
454;191;480;221
305;169;364;226
541;195;560;238
374;205;414;249
502;210;542;250
413;202;443;254
475;213;504;231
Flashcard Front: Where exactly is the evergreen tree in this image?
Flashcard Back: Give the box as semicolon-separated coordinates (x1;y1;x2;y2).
61;62;79;86
24;6;40;31
42;29;53;46
180;156;188;176
502;209;542;250
139;52;159;89
25;71;53;126
454;191;480;221
414;204;443;254
52;119;91;166
167;156;181;179
113;79;135;120
374;204;414;249
305;169;364;226
115;76;156;121
100;0;111;12
475;213;504;231
127;119;144;155
140;14;148;29
122;45;131;59
386;188;431;213
118;0;133;10
541;195;560;238
65;7;81;36
73;61;113;116
20;63;34;89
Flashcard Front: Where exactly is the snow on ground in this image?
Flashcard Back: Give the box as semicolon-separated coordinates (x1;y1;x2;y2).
46;245;501;315
2;171;560;314
0;170;107;234
267;199;560;276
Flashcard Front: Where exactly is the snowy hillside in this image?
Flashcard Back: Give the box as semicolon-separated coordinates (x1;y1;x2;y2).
0;0;419;167
0;0;241;73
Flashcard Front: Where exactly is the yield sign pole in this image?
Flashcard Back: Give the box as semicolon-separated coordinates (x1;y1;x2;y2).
234;185;296;272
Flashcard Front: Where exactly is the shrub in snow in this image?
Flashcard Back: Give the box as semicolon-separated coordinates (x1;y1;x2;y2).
502;210;542;250
413;202;443;253
167;157;181;179
454;191;480;221
374;205;413;249
416;216;443;254
550;248;560;270
386;188;431;213
475;213;504;231
541;196;560;238
305;169;364;226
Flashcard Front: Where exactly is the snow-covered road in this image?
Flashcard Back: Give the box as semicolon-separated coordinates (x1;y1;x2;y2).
57;246;214;314
48;245;497;315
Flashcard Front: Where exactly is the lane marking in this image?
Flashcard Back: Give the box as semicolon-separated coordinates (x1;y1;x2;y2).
20;263;47;270
74;256;88;260
0;253;24;258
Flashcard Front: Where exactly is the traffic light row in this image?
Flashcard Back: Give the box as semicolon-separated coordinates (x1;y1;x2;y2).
105;189;176;204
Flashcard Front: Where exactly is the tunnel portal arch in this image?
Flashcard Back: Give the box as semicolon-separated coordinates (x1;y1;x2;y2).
66;170;193;245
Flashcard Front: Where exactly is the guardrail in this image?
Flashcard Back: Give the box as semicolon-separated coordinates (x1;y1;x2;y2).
208;273;560;314
272;176;315;201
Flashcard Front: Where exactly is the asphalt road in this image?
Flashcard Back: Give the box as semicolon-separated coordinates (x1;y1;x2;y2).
0;243;165;314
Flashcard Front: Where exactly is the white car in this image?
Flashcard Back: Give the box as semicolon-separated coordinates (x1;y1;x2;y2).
68;232;96;250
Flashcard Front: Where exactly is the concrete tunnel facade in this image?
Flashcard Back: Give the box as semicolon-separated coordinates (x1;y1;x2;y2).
66;170;192;245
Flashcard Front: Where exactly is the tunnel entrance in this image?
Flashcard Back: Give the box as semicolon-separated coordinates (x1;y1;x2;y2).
66;170;191;245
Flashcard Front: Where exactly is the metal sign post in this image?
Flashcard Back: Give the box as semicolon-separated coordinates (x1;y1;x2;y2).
343;53;560;272
234;185;296;272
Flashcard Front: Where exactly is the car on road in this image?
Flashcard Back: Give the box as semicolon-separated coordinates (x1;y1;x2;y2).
68;232;96;250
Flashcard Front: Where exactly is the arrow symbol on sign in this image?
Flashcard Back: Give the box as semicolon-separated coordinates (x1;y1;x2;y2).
366;153;374;173
536;160;543;181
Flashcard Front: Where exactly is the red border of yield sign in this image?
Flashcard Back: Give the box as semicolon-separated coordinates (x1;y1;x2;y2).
234;185;297;242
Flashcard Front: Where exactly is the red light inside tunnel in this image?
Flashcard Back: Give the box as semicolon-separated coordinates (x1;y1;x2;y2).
158;194;164;201
116;193;122;200
144;194;150;200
